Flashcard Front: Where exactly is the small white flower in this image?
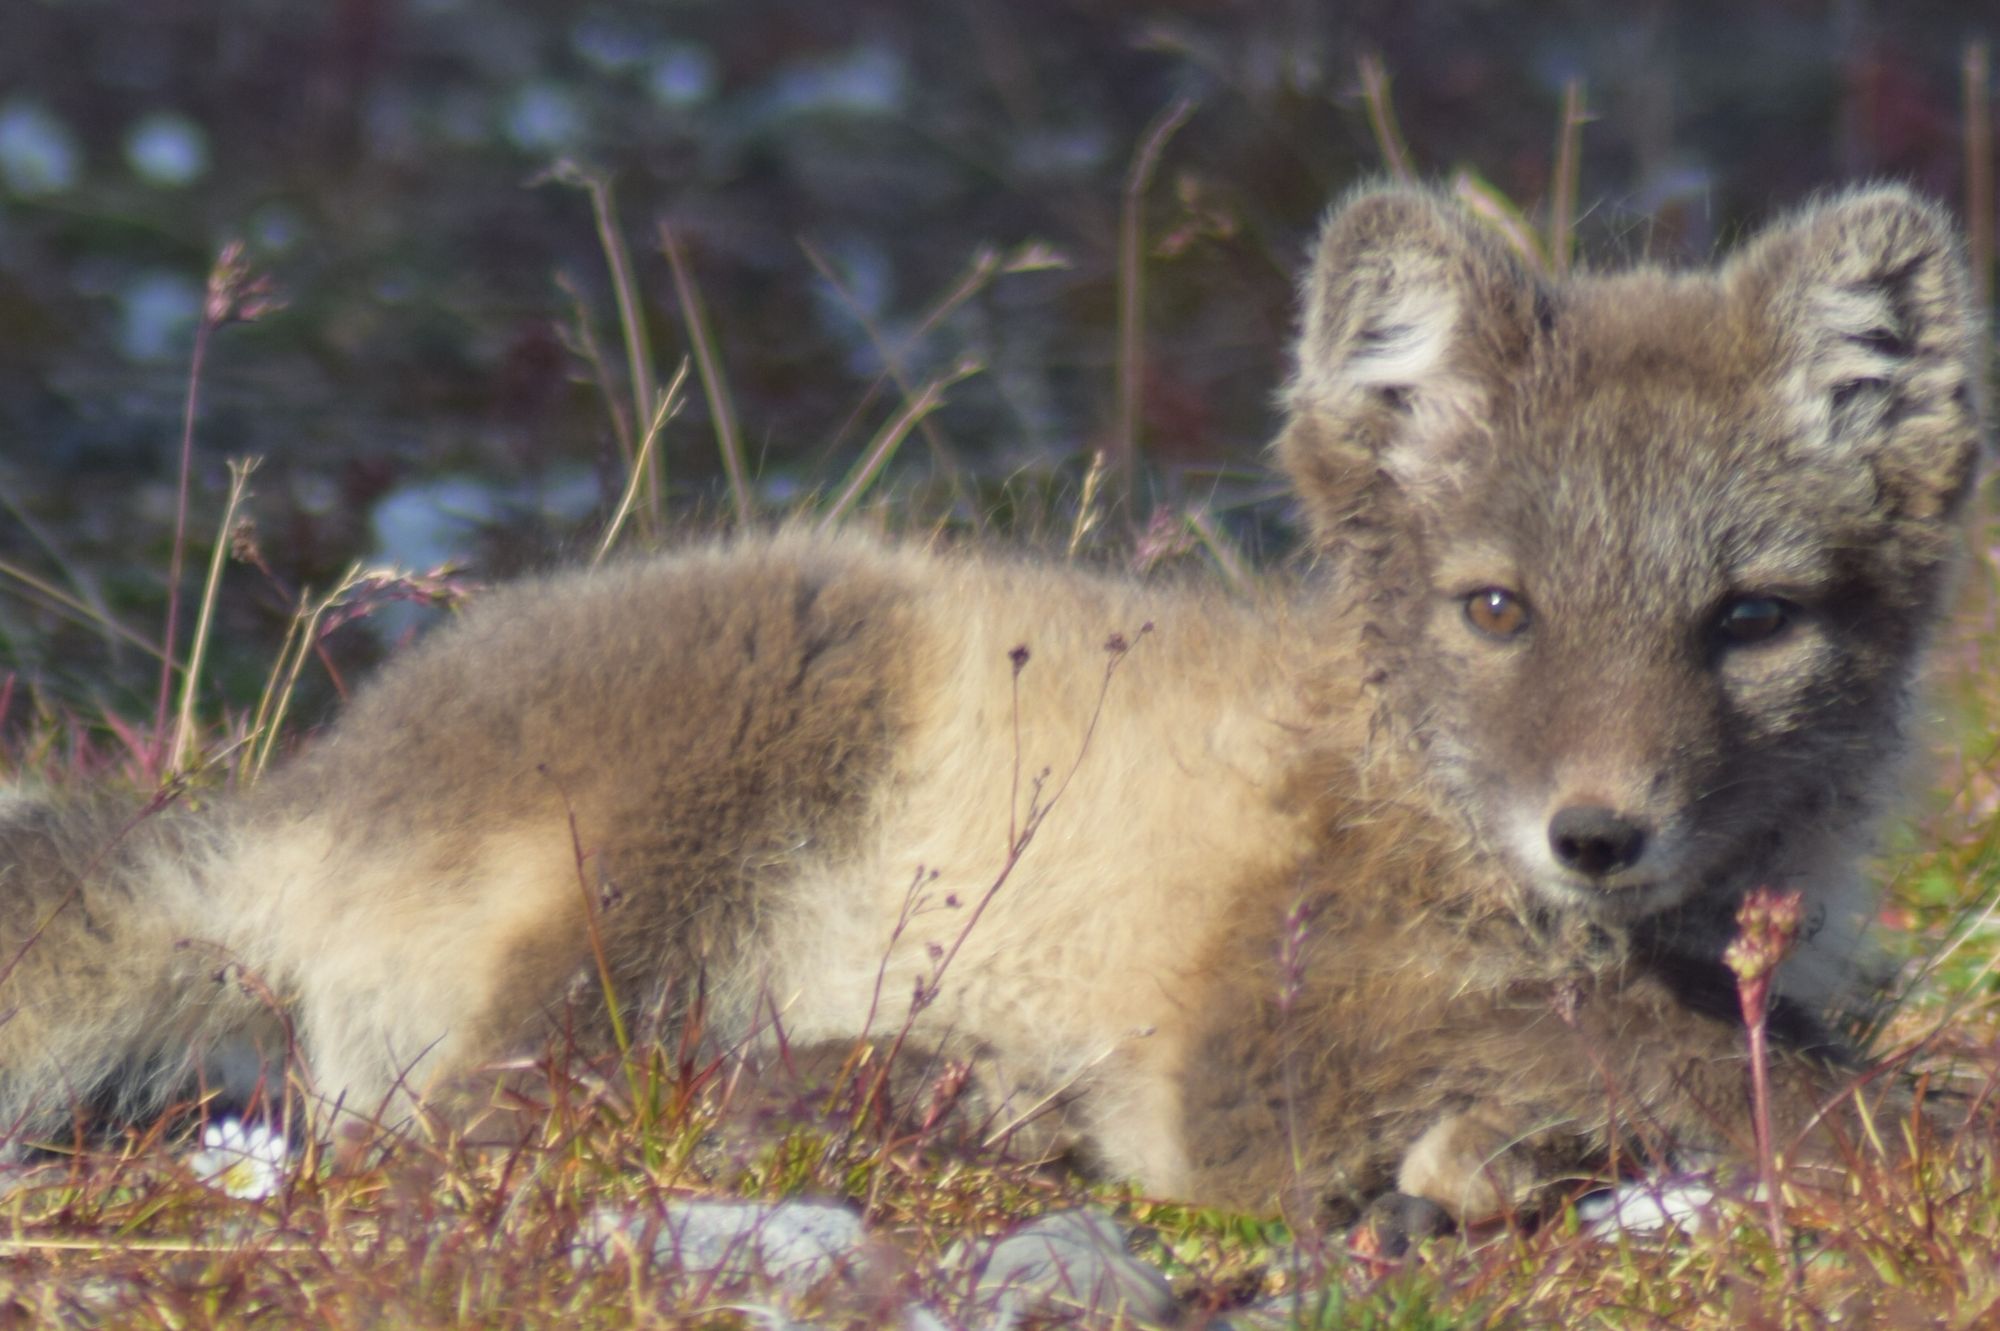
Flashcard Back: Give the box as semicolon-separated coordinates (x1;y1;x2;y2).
186;1117;291;1200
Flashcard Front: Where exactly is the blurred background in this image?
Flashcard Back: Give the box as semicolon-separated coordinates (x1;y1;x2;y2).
0;0;1992;729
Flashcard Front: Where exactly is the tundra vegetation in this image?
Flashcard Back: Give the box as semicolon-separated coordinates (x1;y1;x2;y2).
2;43;1999;1331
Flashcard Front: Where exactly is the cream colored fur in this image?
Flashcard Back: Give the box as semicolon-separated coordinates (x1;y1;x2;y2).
0;183;1984;1227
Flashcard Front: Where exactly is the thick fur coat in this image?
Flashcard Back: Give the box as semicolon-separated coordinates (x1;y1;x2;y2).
0;183;1984;1223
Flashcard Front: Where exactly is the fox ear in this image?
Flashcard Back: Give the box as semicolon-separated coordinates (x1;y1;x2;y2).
1728;186;1985;520
1276;185;1539;540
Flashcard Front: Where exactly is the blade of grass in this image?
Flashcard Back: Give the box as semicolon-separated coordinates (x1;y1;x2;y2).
1963;43;1992;338
152;240;280;777
240;604;306;784
1451;169;1550;270
547;768;633;1083
555;269;637;469
1356;55;1416;183
1548;79;1588;278
659;220;754;527
540;163;662;527
247;564;364;780
0;491;125;657
819;359;981;529
1066;450;1109;560
0;559;165;661
800;239;997;482
1117;95;1197;519
168;457;258;775
154;295;216;774
594;362;689;567
1185;508;1252;596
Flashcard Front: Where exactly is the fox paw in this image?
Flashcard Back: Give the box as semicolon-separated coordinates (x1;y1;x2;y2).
1350;1191;1453;1258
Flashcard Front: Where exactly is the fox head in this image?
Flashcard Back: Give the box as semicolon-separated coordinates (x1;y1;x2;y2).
1277;184;1985;929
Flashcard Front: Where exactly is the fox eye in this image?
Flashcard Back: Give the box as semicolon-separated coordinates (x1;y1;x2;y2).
1715;595;1793;645
1463;587;1530;639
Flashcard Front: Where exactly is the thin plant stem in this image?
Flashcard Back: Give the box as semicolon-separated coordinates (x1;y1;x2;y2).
1451;170;1549;268
169;457;258;775
802;239;995;481
1116;95;1196;518
0;492;123;655
660;221;754;527
155;312;215;773
1549;79;1588;279
1357;55;1416;183
249;565;365;779
1741;980;1786;1255
1186;508;1252;596
542;163;661;524
1726;887;1804;1267
588;180;658;489
595;361;689;567
555;270;636;468
0;559;164;661
242;608;305;783
819;359;979;530
550;769;632;1074
1964;43;1993;330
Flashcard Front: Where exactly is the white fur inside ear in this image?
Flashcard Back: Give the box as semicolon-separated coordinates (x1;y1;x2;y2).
1340;281;1459;396
1778;288;1907;458
1800;282;1904;400
1314;280;1487;494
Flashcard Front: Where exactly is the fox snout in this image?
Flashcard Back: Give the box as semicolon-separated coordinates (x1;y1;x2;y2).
1546;803;1648;879
1507;783;1690;920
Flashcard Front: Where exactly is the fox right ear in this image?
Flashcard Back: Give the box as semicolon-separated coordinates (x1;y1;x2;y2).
1276;186;1539;542
1725;186;1985;522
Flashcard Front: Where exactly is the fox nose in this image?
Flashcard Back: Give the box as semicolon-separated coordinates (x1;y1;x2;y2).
1548;804;1648;878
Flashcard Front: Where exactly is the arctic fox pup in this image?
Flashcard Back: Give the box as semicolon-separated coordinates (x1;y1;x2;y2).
0;183;1983;1224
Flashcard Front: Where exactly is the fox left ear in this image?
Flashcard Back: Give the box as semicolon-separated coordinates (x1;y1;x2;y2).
1274;184;1541;544
1727;186;1986;520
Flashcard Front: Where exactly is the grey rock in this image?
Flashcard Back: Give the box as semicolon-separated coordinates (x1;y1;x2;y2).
576;1197;1179;1330
948;1208;1177;1329
575;1197;870;1291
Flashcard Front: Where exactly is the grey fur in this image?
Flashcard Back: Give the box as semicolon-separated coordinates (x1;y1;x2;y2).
0;184;1982;1221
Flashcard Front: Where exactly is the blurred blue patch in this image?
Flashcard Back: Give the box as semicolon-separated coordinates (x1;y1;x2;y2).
118;270;202;362
760;42;906;120
570;17;652;74
1012;126;1112;179
648;43;718;108
372;475;502;572
124;112;209;187
807;234;916;375
504;83;586;153
251;202;303;253
0;100;81;196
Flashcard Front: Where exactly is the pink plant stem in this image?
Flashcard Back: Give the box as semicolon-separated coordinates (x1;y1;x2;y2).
1725;885;1803;1263
1738;971;1786;1255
